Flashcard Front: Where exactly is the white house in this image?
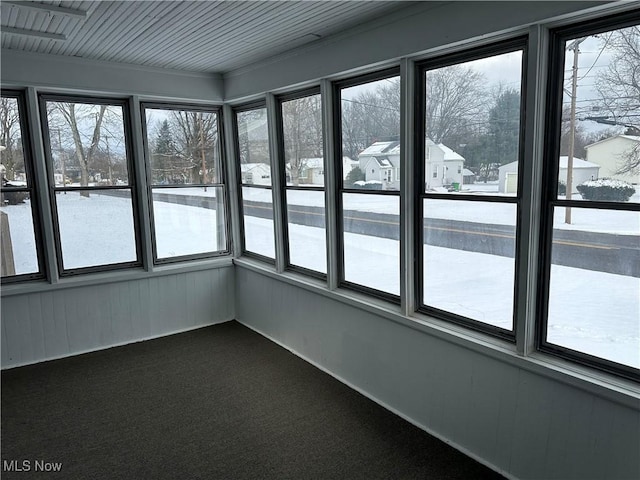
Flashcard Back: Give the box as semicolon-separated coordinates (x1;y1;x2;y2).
585;135;639;184
240;163;271;185
357;140;464;190
498;156;600;194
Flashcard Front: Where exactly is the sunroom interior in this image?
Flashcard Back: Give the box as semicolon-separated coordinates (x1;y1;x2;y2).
1;1;639;479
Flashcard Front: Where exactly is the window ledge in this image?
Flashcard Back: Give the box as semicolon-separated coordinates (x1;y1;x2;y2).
234;257;640;409
1;256;234;297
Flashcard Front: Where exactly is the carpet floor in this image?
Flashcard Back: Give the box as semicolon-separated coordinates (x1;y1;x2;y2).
2;321;505;479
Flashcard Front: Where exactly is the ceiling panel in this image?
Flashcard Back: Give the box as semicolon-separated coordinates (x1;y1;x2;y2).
1;0;413;73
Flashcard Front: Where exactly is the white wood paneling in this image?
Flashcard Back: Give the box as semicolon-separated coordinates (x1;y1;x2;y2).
1;266;234;368
234;266;640;480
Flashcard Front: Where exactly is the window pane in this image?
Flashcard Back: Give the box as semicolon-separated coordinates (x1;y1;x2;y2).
424;50;523;195
1;203;38;276
559;25;640;203
152;186;226;259
547;207;639;368
286;189;326;273
1;97;28;187
46;101;129;187
242;186;275;258
423;199;516;329
341;76;400;191
56;190;137;269
237;108;271;186
145;108;221;185
281;94;323;187
343;193;399;294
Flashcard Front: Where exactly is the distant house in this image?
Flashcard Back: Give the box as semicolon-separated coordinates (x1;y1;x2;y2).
357;140;464;190
462;168;476;184
302;157;325;185
240;163;271;185
498;157;600;194
585;135;639;184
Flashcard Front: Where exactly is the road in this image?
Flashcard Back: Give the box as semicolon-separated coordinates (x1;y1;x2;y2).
242;200;639;277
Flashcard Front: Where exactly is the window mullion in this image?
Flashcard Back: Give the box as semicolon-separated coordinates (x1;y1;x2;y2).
223;103;243;259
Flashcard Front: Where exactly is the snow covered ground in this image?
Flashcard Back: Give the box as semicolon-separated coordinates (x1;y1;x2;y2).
1;191;638;368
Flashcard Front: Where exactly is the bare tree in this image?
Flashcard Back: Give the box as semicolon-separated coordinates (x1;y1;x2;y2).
170;111;219;184
0;97;23;181
593;25;640;174
282;95;322;186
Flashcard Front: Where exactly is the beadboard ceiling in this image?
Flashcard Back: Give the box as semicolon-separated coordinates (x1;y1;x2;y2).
1;0;414;73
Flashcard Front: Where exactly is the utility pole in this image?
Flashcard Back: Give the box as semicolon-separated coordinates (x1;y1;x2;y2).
565;37;586;224
199;113;208;192
56;128;66;193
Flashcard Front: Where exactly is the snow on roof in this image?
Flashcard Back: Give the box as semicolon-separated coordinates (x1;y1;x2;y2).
374;156;392;168
437;143;464;161
359;141;400;156
559;156;600;169
303;157;324;169
240;163;269;172
585;134;640;149
462;168;475;176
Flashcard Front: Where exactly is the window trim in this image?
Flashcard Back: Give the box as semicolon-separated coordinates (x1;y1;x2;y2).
39;93;143;276
140;101;231;265
0;89;47;283
276;86;327;279
414;37;529;341
537;11;640;382
233;101;277;264
333;67;402;303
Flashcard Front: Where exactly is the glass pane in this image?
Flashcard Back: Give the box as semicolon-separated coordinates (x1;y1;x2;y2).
343;193;399;294
341;76;400;191
424;50;523;195
56;190;137;269
547;207;639;368
46;101;129;187
281;94;324;187
152;186;226;259
559;25;640;203
237;108;272;186
145;108;221;185
423;199;517;329
286;189;326;273
0;96;27;187
1;202;39;276
242;186;275;258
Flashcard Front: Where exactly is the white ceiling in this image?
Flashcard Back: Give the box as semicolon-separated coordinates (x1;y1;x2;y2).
1;0;414;74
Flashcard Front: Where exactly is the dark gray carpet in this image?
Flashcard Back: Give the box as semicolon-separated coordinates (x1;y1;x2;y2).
2;321;504;479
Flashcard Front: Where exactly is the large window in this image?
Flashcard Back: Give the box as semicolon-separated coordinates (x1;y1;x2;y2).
1;91;44;282
278;89;326;275
336;70;401;298
142;104;228;263
235;104;275;260
540;16;640;379
416;41;526;337
41;95;141;274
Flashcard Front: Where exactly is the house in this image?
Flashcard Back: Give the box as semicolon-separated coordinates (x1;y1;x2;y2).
498;156;600;194
240;163;271;185
357;140;465;190
585;134;640;184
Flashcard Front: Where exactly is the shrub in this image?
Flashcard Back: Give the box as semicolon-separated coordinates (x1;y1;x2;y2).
557;180;566;196
345;166;365;185
576;178;635;202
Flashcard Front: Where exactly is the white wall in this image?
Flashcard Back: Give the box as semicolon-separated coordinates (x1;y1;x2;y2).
1;49;224;101
235;266;640;480
1;265;235;368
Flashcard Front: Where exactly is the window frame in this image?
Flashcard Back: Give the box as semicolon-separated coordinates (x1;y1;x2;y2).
0;89;47;283
39;93;143;276
276;86;327;279
537;12;640;381
141;101;231;265
333;67;402;303
414;37;529;341
233;100;276;264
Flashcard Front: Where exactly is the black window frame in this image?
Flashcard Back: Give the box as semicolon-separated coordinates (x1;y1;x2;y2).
141;102;231;265
233;100;276;264
537;11;640;382
39;93;143;276
414;37;529;341
0;89;47;283
276;86;327;279
333;67;402;303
